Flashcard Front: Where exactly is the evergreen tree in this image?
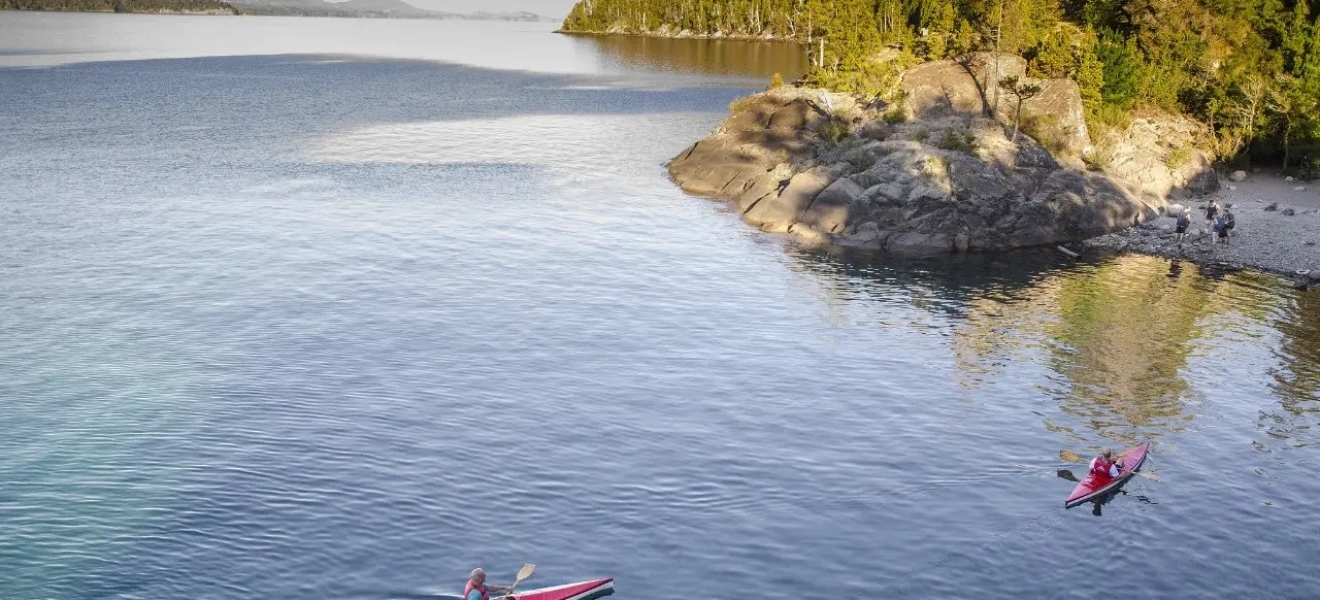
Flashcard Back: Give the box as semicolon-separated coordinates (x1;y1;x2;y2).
557;0;1320;166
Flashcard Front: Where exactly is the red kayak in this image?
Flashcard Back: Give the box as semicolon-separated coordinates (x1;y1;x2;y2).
1064;442;1151;508
506;578;614;600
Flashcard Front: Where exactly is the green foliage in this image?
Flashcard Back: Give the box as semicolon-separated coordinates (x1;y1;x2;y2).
848;151;878;171
558;0;1320;167
769;72;786;89
1164;145;1194;169
999;75;1044;141
1094;32;1140;111
817;114;852;143
1083;144;1114;171
883;105;909;123
1022;113;1067;153
939;129;974;152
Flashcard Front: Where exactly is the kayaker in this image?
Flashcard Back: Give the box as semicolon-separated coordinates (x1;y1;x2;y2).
1089;449;1121;481
465;568;512;600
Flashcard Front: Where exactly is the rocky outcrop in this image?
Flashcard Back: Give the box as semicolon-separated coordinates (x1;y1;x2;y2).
668;85;1167;256
664;45;1236;257
1094;114;1219;200
900;53;1090;158
667;91;824;200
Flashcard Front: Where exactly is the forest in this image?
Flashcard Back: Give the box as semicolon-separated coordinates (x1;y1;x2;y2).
2;0;238;13
562;0;1320;173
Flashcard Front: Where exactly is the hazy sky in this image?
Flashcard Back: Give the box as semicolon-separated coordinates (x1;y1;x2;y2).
408;0;578;16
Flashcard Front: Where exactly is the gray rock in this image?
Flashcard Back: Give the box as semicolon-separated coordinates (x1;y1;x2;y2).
901;53;1091;155
669;81;1173;256
887;231;954;256
1284;208;1296;216
799;177;866;233
1227;185;1237;191
1265;202;1279;211
743;165;841;231
787;223;830;243
1285;176;1296;182
733;169;790;213
1229;170;1247;182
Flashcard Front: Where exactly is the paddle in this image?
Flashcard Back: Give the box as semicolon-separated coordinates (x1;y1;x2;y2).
505;564;536;596
1060;450;1159;481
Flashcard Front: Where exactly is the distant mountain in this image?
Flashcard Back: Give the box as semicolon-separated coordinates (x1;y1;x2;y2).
2;0;238;14
228;0;554;20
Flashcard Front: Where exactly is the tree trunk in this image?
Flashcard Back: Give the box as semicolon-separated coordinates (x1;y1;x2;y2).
1283;120;1293;174
993;0;1003;117
1012;99;1023;142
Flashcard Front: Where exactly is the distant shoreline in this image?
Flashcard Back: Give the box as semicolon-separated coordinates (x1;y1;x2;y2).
1;6;556;21
2;4;238;14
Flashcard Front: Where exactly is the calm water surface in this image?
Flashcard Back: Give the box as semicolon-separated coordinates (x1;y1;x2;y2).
2;12;1318;600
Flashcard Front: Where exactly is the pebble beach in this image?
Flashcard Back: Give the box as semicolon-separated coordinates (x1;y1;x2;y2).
1082;171;1320;281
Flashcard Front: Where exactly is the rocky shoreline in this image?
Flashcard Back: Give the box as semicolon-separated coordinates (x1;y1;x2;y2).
1079;172;1320;285
666;53;1218;257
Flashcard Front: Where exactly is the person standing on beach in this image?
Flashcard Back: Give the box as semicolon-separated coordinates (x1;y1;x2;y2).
1204;199;1220;236
1175;208;1192;245
1220;204;1235;244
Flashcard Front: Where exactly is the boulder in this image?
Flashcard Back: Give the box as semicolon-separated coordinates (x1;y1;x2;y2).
743;165;841;232
768;99;826;132
900;53;1090;155
1097;115;1218;200
887;231;954;256
1229;170;1248;182
798;177;866;233
668;91;818;198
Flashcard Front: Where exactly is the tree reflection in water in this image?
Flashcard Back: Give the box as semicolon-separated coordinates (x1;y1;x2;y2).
781;248;1313;448
563;32;808;81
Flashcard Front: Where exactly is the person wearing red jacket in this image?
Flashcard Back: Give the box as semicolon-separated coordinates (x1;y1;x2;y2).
465;568;512;600
1089;449;1121;482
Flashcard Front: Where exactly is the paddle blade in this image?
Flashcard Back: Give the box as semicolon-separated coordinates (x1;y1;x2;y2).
515;564;535;584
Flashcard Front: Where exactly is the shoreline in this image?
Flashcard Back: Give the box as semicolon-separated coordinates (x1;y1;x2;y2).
555;28;803;44
1;7;237;14
1080;171;1320;282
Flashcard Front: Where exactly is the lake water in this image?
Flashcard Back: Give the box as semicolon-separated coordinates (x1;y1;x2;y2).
2;12;1319;600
